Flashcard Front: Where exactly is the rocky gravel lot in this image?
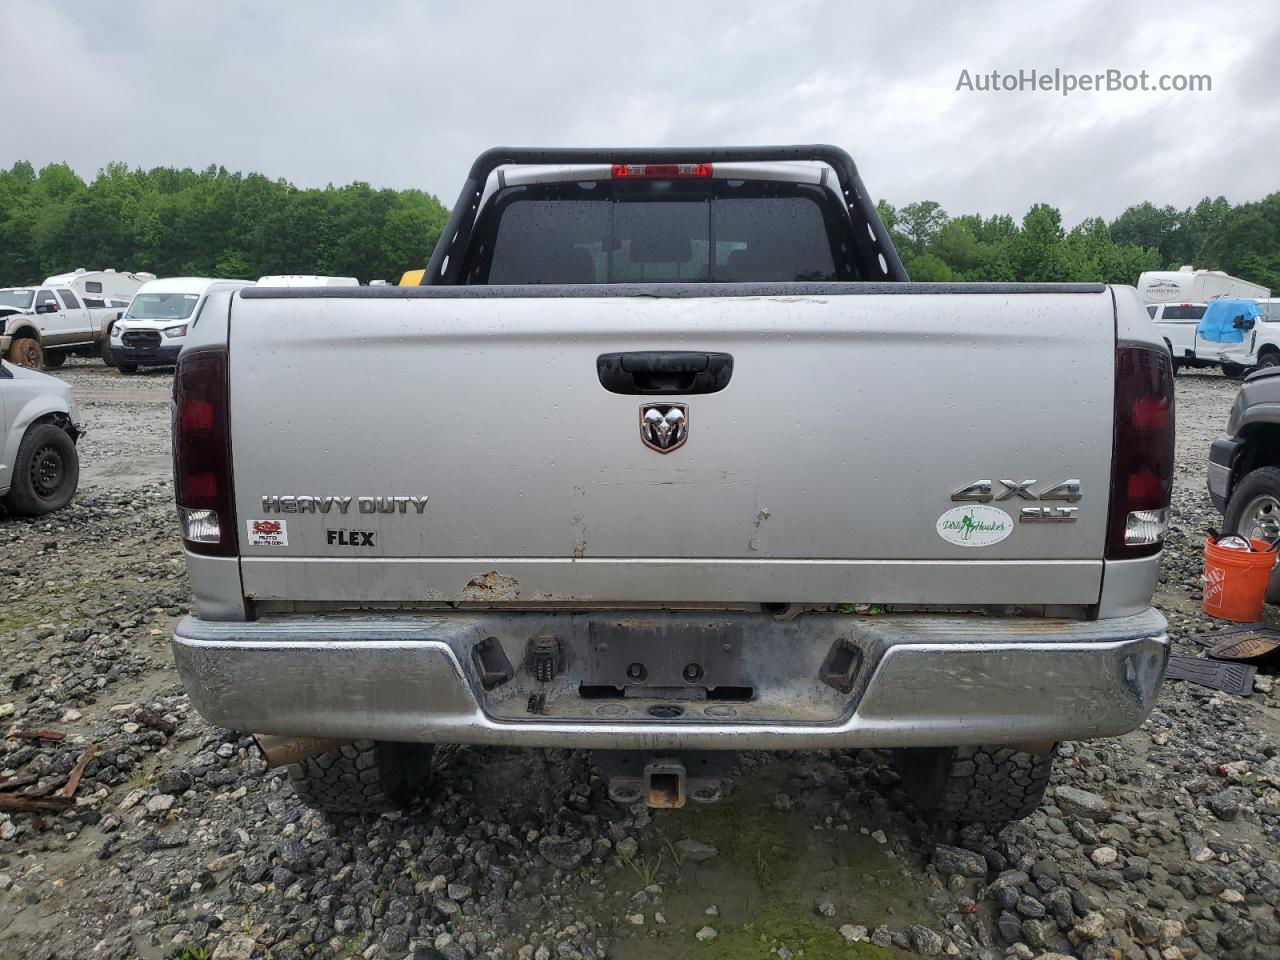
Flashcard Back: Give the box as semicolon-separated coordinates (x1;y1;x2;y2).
1;361;1278;960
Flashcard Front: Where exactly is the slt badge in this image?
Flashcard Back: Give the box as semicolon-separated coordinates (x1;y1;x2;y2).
640;403;689;453
952;478;1081;523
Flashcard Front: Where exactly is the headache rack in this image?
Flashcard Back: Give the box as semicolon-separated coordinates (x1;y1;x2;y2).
422;144;909;286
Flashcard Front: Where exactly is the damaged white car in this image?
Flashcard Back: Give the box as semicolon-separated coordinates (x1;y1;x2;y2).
0;360;83;514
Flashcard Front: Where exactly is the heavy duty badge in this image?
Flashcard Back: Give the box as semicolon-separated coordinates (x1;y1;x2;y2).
640;403;689;453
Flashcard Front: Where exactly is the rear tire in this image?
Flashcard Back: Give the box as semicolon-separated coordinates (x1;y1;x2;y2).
117;363;139;375
8;337;44;369
43;350;67;369
2;424;79;515
285;740;434;815
1222;362;1249;380
1222;465;1280;604
893;743;1055;828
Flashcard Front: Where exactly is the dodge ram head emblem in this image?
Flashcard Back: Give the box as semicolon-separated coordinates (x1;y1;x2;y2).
640;403;688;453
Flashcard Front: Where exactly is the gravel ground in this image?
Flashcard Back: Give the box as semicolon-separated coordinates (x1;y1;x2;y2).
1;360;1278;960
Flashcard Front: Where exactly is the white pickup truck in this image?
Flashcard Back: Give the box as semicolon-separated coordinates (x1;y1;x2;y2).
0;269;152;369
1196;299;1280;374
168;146;1173;826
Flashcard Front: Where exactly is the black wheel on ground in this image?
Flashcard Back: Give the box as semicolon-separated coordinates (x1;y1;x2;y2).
117;363;139;375
100;329;117;367
892;743;1055;828
43;350;67;368
2;423;79;515
1257;351;1280;370
8;337;44;369
1222;363;1249;380
285;740;434;815
1222;465;1280;604
1163;341;1180;375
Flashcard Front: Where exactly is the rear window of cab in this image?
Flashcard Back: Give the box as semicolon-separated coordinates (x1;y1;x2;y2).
460;178;862;284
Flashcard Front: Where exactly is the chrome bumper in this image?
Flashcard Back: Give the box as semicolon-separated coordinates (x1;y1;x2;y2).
171;609;1169;750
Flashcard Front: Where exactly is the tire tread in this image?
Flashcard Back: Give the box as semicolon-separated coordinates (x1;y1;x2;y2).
284;739;432;815
894;744;1055;828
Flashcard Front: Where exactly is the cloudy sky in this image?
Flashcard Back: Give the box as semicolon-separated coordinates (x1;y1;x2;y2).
4;0;1277;225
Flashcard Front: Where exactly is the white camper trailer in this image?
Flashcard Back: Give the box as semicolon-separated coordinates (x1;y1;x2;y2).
1137;266;1269;305
42;268;156;307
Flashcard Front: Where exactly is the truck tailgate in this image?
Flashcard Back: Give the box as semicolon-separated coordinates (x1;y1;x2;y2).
228;288;1115;606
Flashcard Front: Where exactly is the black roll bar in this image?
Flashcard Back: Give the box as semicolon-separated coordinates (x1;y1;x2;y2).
421;145;908;285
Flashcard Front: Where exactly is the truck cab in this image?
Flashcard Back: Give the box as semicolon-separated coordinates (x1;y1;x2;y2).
1146;301;1207;371
0;284;95;369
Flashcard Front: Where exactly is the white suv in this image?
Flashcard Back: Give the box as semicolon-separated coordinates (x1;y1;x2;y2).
109;277;255;373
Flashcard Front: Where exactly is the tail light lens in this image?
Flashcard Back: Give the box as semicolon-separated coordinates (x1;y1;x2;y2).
1107;345;1174;559
173;346;236;556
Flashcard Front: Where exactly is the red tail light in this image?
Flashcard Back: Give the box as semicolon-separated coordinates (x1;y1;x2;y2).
1106;345;1174;559
611;162;712;179
173;346;236;556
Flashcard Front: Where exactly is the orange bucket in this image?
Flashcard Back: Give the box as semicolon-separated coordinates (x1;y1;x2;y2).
1202;537;1278;622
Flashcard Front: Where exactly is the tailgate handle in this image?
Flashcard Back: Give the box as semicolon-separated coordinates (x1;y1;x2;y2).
597;352;733;395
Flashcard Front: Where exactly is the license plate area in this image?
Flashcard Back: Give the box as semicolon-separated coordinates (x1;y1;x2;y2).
472;614;861;724
581;620;750;701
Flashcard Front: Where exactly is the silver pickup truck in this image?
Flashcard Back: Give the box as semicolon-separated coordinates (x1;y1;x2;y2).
169;146;1173;826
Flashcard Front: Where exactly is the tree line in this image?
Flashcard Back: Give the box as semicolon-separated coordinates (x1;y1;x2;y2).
0;160;1277;289
0;161;449;285
876;193;1280;290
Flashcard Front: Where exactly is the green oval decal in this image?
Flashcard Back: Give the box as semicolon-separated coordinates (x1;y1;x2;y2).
936;505;1013;547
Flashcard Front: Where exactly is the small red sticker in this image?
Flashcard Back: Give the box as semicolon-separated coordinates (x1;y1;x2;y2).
247;518;288;547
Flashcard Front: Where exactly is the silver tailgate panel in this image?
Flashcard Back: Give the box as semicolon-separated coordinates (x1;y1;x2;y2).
230;291;1114;605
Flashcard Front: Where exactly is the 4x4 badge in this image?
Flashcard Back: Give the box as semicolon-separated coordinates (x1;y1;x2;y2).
640;403;688;453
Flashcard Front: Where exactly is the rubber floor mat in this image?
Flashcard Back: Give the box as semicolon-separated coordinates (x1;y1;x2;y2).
1186;622;1279;652
1210;630;1280;662
1165;655;1257;695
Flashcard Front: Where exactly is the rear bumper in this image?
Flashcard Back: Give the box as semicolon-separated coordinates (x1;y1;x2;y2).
172;608;1169;750
1208;436;1241;513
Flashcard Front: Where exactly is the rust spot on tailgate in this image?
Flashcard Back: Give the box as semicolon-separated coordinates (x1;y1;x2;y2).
462;571;520;602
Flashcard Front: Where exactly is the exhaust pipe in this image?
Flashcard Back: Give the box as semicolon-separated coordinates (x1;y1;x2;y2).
254;735;346;768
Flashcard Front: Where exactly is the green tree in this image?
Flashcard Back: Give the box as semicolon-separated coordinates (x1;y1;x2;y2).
1201;194;1280;290
0;161;451;284
1109;201;1184;266
1008;204;1066;282
897;200;948;256
905;252;955;281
